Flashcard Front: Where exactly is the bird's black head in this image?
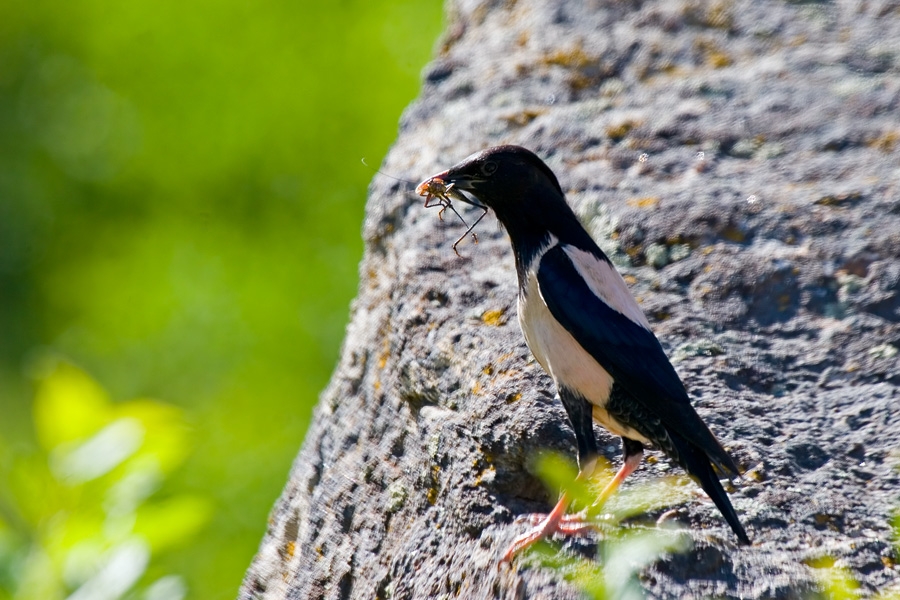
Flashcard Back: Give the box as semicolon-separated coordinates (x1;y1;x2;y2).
430;145;564;216
422;146;591;260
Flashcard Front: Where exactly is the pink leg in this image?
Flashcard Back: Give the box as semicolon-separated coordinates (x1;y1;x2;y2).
502;491;574;562
501;451;643;562
594;450;643;506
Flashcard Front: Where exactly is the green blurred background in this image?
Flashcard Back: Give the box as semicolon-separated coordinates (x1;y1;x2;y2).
0;1;443;598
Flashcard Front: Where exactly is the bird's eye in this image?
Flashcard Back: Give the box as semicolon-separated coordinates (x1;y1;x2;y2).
481;161;498;176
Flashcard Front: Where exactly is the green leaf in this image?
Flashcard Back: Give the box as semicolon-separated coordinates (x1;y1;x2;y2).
50;418;144;484
33;362;112;452
604;476;691;522
116;400;190;475
820;566;862;600
133;496;213;553
533;451;613;510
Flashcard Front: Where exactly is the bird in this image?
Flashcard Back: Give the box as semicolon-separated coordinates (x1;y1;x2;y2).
418;145;750;560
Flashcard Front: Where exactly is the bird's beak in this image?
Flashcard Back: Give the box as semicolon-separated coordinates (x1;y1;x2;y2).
436;169;478;192
420;169;483;207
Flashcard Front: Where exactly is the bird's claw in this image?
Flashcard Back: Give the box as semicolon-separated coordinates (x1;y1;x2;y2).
514;511;599;528
513;512;546;526
502;512;600;562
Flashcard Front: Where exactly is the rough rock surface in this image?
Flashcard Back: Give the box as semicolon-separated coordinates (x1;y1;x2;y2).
240;1;900;598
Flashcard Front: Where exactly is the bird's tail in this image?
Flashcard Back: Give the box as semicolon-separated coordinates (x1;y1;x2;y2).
670;432;751;545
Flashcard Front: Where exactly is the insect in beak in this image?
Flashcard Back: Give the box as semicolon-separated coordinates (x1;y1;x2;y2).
416;176;488;256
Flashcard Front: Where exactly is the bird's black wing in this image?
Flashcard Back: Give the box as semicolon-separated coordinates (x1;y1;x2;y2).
536;244;739;476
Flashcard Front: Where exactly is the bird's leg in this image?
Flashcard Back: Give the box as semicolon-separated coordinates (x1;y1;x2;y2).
502;388;600;562
504;438;645;561
502;456;598;562
585;438;643;517
520;441;643;529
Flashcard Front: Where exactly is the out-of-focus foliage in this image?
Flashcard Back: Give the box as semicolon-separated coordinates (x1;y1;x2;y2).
819;568;863;600
808;488;900;599
0;0;443;598
527;453;691;600
531;454;900;599
0;360;211;600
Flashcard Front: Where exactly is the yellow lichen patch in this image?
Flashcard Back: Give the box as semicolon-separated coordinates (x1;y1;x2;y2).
561;48;611;87
627;196;660;209
683;0;734;30
607;120;639;142
515;62;532;77
483;364;495;376
623;274;637;285
481;308;507;326
694;38;733;68
814;192;862;207
869;130;898;152
503;108;546;127
474;466;496;487
424;465;441;505
471;380;482;395
660;63;685;77
709;50;732;68
720;225;746;243
813;514;837;528
705;1;734;29
568;73;595;91
505;392;522;404
377;337;390;369
495;351;515;364
747;469;766;482
540;46;595;69
284;541;296;559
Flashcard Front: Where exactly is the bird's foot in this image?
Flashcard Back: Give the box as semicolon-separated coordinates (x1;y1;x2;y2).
502;512;598;562
514;511;600;532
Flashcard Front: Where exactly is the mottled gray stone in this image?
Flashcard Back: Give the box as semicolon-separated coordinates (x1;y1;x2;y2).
240;0;900;598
